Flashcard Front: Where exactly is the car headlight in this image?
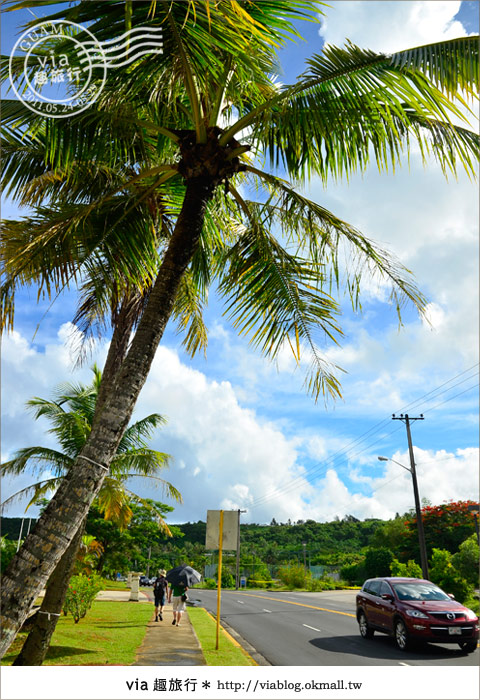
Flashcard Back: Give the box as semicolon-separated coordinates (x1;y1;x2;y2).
464;608;478;621
405;609;429;619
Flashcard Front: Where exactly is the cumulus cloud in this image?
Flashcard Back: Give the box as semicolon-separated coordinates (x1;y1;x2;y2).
319;1;467;52
2;327;477;525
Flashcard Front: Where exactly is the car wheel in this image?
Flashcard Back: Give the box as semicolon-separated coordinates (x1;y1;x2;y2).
458;641;477;654
358;612;374;639
394;619;410;651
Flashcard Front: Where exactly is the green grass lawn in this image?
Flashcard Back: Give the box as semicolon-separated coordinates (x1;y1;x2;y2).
1;601;151;666
187;607;256;666
102;579;129;590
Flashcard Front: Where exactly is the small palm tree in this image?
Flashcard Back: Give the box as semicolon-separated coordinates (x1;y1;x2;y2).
1;366;180;665
2;365;179;518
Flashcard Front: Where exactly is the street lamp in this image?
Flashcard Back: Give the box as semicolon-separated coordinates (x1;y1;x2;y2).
467;504;480;546
378;455;429;580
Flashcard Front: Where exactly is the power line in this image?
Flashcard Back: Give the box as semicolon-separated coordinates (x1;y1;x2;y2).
246;367;479;512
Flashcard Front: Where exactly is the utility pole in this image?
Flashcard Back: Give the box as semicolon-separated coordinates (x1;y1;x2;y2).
392;413;429;580
146;545;152;578
235;509;247;589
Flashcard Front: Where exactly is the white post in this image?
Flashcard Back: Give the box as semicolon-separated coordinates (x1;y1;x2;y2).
129;572;141;601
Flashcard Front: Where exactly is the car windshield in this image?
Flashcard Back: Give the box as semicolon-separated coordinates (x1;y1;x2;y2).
392;582;450;601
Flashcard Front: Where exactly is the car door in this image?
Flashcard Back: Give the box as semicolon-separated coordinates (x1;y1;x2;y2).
376;580;396;631
363;579;383;627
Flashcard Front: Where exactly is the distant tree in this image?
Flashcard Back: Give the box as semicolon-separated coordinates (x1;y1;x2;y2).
364;547;394;578
390;558;422;578
0;537;17;575
403;501;478;559
371;517;409;558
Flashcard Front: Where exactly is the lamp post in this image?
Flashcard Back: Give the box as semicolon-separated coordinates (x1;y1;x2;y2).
235;509;247;590
467;504;480;546
378;455;429;580
302;542;307;569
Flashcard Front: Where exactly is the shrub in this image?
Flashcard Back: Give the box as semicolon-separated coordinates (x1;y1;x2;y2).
277;563;310;589
390;558;423;578
203;578;216;589
221;570;235;588
452;535;480;587
429;548;472;604
63;573;103;623
306;577;325;592
340;561;366;586
307;575;336;592
463;591;480;616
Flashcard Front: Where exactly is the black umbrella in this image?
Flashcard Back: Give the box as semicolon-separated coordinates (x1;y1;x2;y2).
166;565;202;587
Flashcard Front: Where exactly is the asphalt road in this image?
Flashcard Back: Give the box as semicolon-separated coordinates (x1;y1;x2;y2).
190;589;479;667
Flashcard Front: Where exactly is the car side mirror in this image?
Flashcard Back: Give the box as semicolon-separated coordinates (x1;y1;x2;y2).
381;594;394;601
447;593;455;599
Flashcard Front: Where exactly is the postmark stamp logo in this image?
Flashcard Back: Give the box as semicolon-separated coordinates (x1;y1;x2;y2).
9;20;107;118
9;20;163;118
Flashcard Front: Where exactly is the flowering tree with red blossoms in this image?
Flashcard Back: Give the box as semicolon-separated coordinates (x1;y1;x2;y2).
403;500;478;560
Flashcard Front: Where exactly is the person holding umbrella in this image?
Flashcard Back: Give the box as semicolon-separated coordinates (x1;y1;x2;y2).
166;565;202;627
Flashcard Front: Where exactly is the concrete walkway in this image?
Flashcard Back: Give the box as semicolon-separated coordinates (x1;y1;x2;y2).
133;603;206;666
97;589;206;666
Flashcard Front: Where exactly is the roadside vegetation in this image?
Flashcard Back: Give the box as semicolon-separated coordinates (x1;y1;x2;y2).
187;608;256;666
0;601;152;666
4;498;477;614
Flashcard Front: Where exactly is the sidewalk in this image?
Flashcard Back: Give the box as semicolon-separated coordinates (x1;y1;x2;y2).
97;590;206;666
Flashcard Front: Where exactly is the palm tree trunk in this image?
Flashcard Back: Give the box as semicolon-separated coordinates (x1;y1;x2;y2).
12;517;87;666
0;177;214;658
94;292;140;418
13;290;143;665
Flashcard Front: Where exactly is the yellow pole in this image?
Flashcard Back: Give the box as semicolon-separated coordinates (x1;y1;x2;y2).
216;510;224;650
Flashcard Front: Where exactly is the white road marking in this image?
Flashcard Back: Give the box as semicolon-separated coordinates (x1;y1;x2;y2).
237;601;245;604
398;662;411;666
263;608;272;613
303;624;321;632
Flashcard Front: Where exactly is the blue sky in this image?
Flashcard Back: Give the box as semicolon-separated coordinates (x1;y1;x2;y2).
1;1;479;525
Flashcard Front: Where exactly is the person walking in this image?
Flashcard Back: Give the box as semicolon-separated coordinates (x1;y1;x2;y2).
153;569;169;622
168;581;188;627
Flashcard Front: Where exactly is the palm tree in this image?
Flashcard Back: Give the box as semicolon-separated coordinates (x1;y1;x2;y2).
1;366;180;664
1;0;478;655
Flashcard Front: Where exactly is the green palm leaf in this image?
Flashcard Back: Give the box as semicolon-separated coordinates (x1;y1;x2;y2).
0;368;179;526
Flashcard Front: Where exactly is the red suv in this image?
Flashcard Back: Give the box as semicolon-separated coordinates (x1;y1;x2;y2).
356;577;479;653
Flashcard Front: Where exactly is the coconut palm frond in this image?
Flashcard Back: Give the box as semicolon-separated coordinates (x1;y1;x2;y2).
1;447;72;478
121;475;182;505
243;166;427;317
0;477;63;513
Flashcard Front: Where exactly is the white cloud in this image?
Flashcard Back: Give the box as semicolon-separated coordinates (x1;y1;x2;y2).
306;149;479;400
3;326;477;525
319;1;467;53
